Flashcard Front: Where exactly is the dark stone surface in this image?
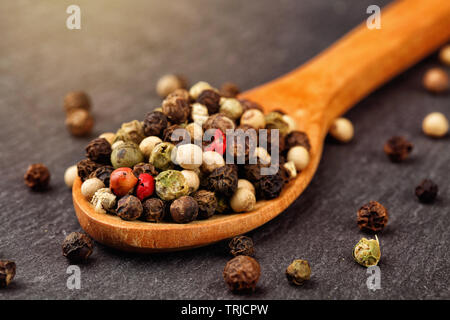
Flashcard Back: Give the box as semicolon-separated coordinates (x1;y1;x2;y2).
0;0;449;299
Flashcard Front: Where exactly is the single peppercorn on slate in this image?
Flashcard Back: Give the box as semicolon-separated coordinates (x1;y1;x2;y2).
286;259;311;285
24;163;50;190
223;255;260;292
357;201;389;233
383;136;413;162
0;260;16;288
415;179;438;203
62;232;94;263
228;236;255;257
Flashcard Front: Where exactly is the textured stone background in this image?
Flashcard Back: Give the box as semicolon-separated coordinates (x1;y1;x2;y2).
0;0;449;299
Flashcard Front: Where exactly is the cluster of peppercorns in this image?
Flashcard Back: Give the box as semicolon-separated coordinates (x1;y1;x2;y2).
69;77;312;224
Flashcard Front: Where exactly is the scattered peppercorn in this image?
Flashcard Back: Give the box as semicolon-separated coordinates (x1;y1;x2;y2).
62;232;94;263
64;91;91;113
170;196;199;223
228;236;254;257
357;201;389;233
65;108;94;137
85;138;112;164
415;179;438;203
142;198;166;222
383;136;413;162
143;111;168;137
286;259;311;285
220;82;240;98
423;67;449;93
77;159;101;182
439;45;450;66
223;255;260;292
285;131;311;151
329;117;354;143
117;195;143;221
197;89;221;114
207;165;238;197
0;260;16;288
353;236;381;267
24;163;51;190
89;165;114;187
422;112;449;138
192;190;217;219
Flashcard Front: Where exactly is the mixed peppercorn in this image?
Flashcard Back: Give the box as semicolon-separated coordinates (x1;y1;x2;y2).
72;80;311;224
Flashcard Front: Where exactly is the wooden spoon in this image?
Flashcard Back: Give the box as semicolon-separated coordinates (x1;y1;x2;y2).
73;0;450;252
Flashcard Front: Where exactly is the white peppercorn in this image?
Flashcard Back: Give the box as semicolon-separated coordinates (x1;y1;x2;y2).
253;147;271;165
99;132;116;145
240;109;266;129
201;151;225;173
237;179;255;195
191;103;209;127
81;178;105;200
156;74;186;97
189;81;214;100
186;122;203;142
287;146;310;171
91;188;116;214
422;112;449;138
329;117;354;142
439;45;450;66
64;165;78;188
423;68;449;93
175;144;203;170
181;170;200;194
139;136;162;159
230;188;256;213
220;98;243;120
283;161;297;180
282;114;297;133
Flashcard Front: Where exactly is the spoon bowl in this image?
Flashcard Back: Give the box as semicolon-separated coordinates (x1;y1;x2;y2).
73;0;450;252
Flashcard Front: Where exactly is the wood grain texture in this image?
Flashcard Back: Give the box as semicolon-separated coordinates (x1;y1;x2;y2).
73;0;450;252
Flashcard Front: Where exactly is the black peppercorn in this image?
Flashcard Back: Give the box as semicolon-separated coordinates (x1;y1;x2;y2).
143;111;168;137
223;255;261;292
142;198;166;222
133;162;158;178
117;195;143;221
62;232;94;263
215;194;231;214
77;159;102;182
239;99;264;113
89;165;114;187
85;138;112;164
227;128;257;163
285;130;311;151
220;82;240;98
383;136;413;162
255;172;284;200
197;89;221;114
170;196;199;223
162;96;190;124
259;128;286;154
415;179;438;203
242;163;269;183
357;201;389;232
0;260;16;288
229;236;255;257
162;124;191;144
24;163;51;190
207;165;238;197
192;190;217;219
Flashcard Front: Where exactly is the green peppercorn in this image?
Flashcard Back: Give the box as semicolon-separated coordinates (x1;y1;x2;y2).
149;142;176;171
286;259;311;285
265;112;290;135
155;170;190;201
353;236;381;267
114;120;146;145
111;142;144;169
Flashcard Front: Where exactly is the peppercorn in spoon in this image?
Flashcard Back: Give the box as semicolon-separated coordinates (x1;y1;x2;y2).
73;0;450;252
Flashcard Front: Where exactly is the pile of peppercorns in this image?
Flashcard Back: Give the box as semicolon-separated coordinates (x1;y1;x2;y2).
68;77;312;224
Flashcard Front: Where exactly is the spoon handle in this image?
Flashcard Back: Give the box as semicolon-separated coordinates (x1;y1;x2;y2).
244;0;450;127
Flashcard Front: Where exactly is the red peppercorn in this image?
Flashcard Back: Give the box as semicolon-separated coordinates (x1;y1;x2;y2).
136;173;155;201
110;168;138;197
204;129;226;155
